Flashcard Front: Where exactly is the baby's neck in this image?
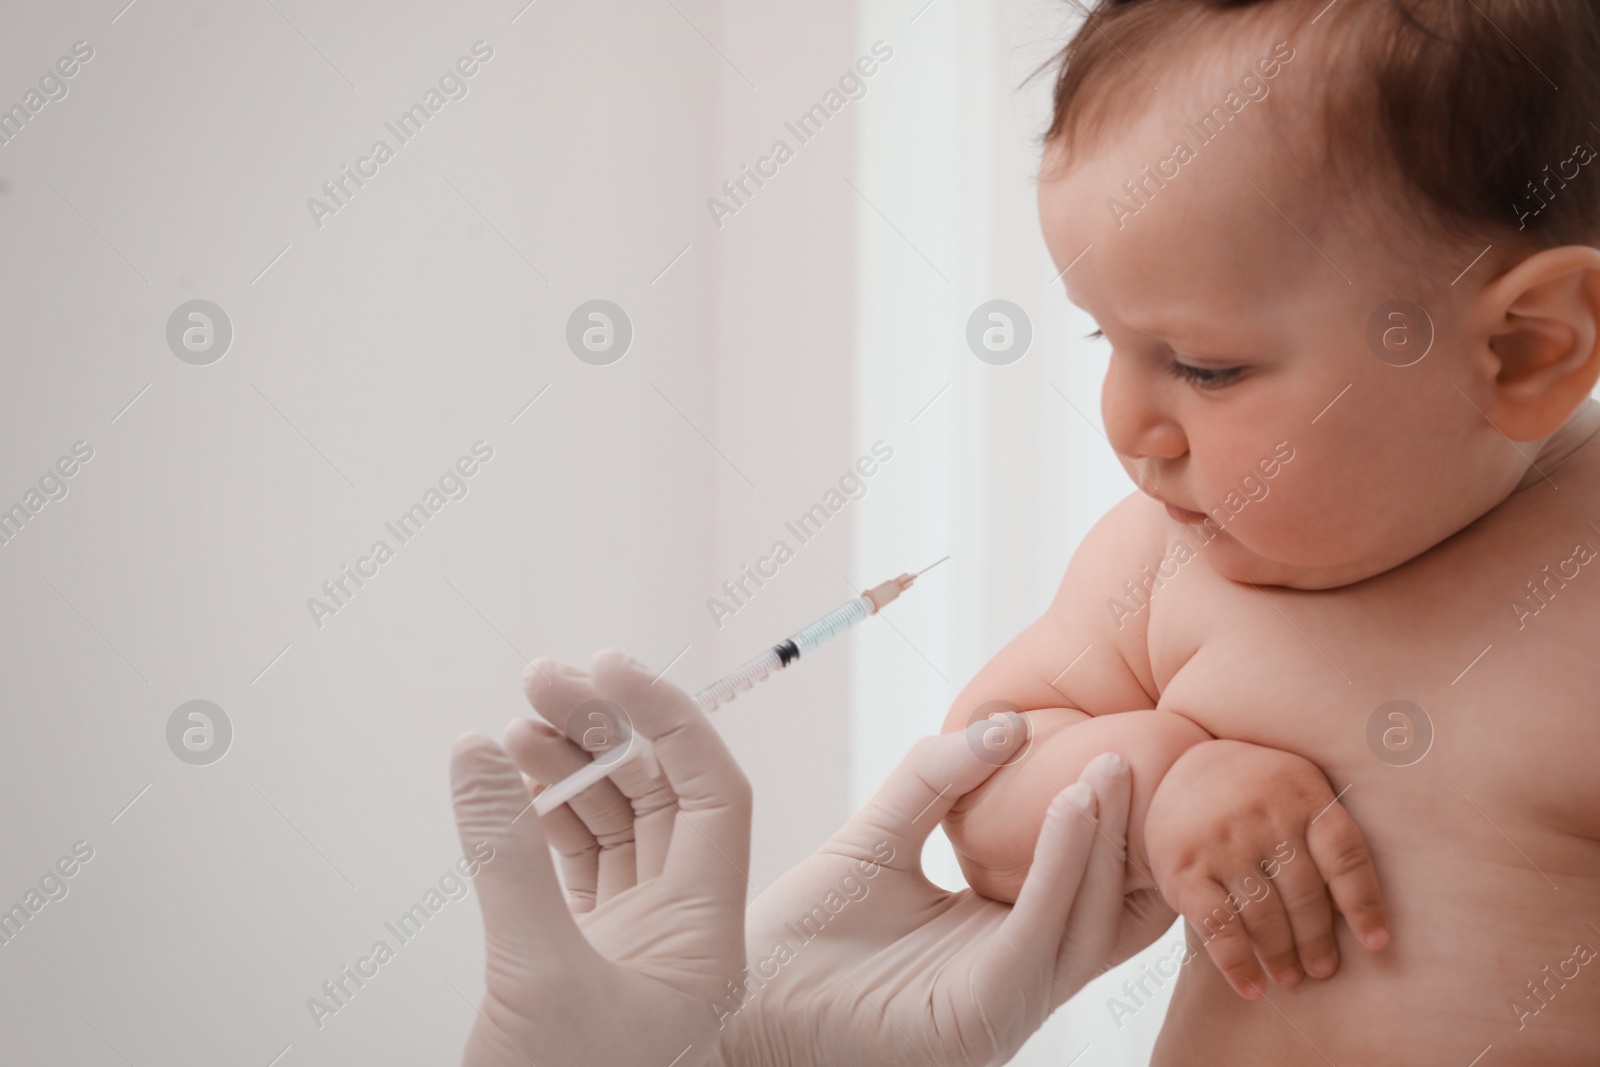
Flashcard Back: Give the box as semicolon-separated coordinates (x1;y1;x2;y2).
1513;397;1600;492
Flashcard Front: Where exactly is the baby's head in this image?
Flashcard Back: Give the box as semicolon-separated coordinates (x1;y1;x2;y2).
1037;0;1600;588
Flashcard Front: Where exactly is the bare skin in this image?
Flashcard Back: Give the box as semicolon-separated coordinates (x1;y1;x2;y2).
942;11;1600;1065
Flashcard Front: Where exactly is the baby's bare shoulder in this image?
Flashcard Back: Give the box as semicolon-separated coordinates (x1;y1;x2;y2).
1042;490;1179;653
1049;490;1174;601
1433;440;1600;597
944;492;1175;724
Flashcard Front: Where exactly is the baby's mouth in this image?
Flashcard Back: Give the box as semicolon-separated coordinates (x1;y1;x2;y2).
1163;501;1209;524
1144;486;1208;524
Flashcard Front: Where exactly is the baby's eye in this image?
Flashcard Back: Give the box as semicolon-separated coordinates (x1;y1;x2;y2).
1169;361;1245;389
1083;328;1104;341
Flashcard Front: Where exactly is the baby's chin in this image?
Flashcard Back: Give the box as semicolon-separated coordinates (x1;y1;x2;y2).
1196;530;1390;591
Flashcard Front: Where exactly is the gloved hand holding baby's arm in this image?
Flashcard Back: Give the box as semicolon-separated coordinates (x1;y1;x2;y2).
721;725;1144;1066
942;707;1213;903
1144;739;1390;999
943;709;1390;1002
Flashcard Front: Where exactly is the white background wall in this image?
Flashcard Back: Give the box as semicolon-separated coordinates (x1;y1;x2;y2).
0;0;1171;1064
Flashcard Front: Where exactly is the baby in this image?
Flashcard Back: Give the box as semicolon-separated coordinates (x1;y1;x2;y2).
940;0;1600;1063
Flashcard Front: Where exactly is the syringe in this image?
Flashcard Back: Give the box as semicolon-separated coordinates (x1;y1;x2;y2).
532;557;948;815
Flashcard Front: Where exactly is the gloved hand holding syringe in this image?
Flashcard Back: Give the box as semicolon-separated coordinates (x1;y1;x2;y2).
532;556;949;815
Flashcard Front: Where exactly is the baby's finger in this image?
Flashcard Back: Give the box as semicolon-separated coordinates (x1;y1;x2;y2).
1229;873;1302;988
1172;878;1267;1000
1306;802;1390;952
1267;847;1340;980
503;717;639;902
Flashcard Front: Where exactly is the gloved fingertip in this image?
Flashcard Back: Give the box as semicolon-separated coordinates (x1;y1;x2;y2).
591;647;649;677
451;733;521;784
451;732;506;768
960;711;1030;761
453;730;493;753
521;656;572;696
1083;751;1128;779
1053;781;1098;821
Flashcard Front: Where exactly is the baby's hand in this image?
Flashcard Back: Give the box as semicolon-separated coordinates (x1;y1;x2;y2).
1144;739;1389;1000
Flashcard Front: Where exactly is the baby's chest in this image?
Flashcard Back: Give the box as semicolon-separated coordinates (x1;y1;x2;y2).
1142;541;1600;834
1144;572;1388;757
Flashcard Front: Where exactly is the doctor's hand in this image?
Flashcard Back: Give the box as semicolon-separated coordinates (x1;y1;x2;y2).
452;650;750;1067
719;720;1151;1067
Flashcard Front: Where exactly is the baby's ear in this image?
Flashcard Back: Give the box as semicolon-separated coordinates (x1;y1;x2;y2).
1474;244;1600;439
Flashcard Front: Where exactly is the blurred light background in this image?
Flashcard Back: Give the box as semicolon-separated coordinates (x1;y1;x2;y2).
0;0;1173;1063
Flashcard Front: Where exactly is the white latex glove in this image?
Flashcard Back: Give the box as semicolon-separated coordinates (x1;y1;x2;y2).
718;720;1150;1067
452;649;751;1067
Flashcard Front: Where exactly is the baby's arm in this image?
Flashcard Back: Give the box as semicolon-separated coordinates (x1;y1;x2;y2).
940;495;1212;901
945;708;1211;902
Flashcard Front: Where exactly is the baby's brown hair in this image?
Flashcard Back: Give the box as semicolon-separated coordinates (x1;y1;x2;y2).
1042;0;1600;251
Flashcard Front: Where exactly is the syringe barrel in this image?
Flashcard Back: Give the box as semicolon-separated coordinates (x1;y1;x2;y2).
691;596;871;712
693;646;784;712
789;596;870;656
536;592;884;812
